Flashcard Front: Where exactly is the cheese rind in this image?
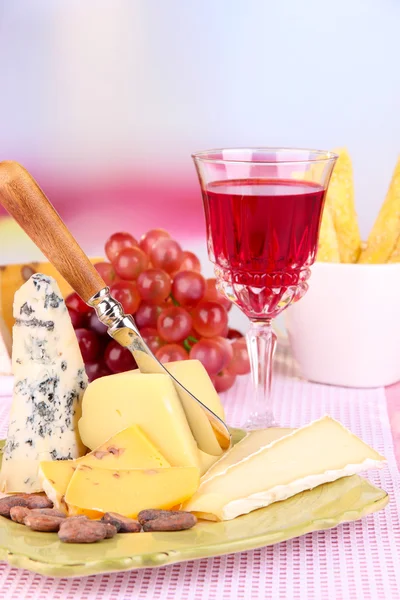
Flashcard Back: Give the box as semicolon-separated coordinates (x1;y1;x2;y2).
65;465;200;518
0;274;87;493
183;417;385;520
77;425;170;470
78;371;200;468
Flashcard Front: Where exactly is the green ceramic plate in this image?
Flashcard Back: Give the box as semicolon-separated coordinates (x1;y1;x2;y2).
0;431;388;578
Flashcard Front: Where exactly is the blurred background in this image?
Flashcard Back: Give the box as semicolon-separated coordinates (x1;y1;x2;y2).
0;0;400;264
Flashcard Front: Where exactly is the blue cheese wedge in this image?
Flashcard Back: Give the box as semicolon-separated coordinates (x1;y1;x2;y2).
0;274;87;493
183;416;386;521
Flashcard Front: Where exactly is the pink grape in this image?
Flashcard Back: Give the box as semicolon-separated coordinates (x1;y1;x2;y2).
220;322;229;337
228;328;243;340
214;369;236;393
140;327;165;353
150;239;183;273
113;247;149;280
213;336;234;367
88;311;108;336
182;329;199;351
68;308;87;329
137;269;171;304
192;301;228;338
85;361;111;382
172;271;206;307
104;340;137;373
227;338;251;375
179;251;201;272
189;338;226;376
94;262;118;286
203;278;231;311
105;232;138;263
155;344;188;363
65;292;91;315
139;228;171;255
135;302;165;329
75;328;101;362
157;307;192;343
110;281;141;314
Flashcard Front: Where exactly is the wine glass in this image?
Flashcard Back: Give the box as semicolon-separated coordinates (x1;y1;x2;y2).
192;148;338;429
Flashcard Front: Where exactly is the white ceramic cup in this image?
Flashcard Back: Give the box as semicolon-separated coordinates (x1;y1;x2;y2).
284;262;400;388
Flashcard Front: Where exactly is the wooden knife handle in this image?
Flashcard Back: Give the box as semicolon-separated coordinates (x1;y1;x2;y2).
0;161;105;302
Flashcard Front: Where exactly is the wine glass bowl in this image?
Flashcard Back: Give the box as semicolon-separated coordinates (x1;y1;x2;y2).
193;148;338;429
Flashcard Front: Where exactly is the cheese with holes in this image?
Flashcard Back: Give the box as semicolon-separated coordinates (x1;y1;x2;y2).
0;274;87;493
77;425;170;470
65;465;200;518
183;417;385;520
78;372;200;468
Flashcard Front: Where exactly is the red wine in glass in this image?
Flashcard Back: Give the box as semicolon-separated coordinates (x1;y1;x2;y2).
203;178;326;317
193;149;337;428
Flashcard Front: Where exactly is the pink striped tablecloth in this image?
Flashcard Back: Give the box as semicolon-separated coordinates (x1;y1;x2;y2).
0;343;399;600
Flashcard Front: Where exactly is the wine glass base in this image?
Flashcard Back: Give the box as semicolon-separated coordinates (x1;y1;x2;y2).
241;412;278;431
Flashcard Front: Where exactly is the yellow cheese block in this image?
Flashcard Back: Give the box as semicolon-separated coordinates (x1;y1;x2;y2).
78;372;200;468
65;465;200;518
77;425;170;470
38;459;77;512
184;417;385;520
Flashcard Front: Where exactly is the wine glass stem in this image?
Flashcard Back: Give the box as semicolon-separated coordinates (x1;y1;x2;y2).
245;319;277;428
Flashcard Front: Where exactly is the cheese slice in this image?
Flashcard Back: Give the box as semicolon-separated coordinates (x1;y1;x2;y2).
183;416;385;521
38;425;170;511
65;465;200;518
77;425;170;470
0;274;87;493
165;360;228;476
164;359;226;422
129;360;227;476
78;371;200;468
38;459;77;512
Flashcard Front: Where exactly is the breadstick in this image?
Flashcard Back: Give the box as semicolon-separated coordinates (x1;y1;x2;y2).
326;148;361;263
359;156;400;264
316;204;340;262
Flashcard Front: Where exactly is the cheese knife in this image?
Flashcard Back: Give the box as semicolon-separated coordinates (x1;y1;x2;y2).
0;160;231;456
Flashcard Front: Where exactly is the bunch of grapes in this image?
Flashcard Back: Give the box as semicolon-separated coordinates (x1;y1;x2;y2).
67;229;250;393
